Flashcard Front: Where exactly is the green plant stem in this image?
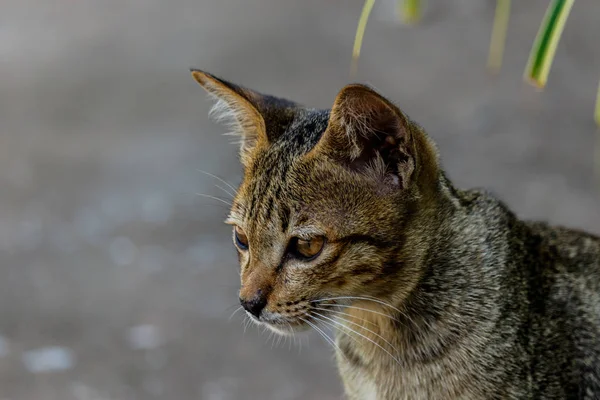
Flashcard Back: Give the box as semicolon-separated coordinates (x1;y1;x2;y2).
595;79;600;127
398;0;421;25
487;0;511;73
524;0;574;88
351;0;376;77
596;126;600;185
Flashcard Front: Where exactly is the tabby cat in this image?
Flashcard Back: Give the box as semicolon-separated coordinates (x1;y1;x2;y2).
191;69;600;400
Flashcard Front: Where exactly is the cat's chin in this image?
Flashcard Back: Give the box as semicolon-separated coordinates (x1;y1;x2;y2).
243;308;313;335
247;314;310;336
263;321;310;336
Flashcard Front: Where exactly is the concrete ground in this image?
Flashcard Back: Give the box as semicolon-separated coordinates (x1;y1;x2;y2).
0;1;599;399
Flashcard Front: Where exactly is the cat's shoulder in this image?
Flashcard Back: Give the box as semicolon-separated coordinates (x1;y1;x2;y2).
527;221;600;270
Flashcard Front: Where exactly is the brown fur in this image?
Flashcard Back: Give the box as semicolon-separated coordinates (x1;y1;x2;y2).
192;69;600;399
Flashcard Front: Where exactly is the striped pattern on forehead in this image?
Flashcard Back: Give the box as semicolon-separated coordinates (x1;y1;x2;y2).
244;109;329;229
279;108;330;154
246;146;290;224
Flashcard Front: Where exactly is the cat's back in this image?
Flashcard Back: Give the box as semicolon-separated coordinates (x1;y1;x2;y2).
524;221;600;397
527;221;600;289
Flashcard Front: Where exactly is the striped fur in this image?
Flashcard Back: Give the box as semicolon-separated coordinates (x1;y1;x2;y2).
192;70;600;399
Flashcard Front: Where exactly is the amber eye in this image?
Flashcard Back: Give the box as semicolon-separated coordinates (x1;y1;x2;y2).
234;226;249;250
290;236;325;260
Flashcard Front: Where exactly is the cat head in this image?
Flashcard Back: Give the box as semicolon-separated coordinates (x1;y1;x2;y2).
192;70;440;334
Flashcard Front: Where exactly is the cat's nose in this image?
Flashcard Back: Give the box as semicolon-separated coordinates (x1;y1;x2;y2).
240;290;267;318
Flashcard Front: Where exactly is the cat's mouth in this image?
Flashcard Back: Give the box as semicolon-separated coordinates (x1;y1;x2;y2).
245;310;312;335
242;298;343;336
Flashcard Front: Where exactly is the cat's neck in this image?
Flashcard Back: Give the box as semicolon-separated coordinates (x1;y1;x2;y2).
337;172;520;368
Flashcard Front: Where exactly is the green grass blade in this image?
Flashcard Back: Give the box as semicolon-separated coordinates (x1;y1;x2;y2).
596;127;600;185
397;0;421;25
524;0;574;88
594;80;599;183
351;0;376;77
595;79;600;127
487;0;511;73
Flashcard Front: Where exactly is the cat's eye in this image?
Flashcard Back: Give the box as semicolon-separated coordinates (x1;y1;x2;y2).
290;236;325;260
234;226;249;250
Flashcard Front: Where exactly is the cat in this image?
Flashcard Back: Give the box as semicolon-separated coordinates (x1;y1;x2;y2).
191;69;600;400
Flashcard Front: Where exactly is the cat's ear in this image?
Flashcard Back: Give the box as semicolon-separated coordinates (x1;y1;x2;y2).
316;84;419;189
191;69;269;165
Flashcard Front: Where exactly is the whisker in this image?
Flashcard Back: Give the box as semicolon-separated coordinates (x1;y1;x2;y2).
283;321;297;352
312;319;400;367
300;317;348;363
292;328;301;354
195;193;233;207
243;315;252;334
312;307;380;328
215;184;235;199
228;306;244;321
316;303;403;324
315;295;417;328
196;169;238;193
311;312;401;366
224;303;241;311
314;296;404;315
312;311;400;356
285;324;294;351
309;311;363;346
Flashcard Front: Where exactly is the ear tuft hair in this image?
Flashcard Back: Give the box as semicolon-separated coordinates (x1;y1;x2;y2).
191;69;267;165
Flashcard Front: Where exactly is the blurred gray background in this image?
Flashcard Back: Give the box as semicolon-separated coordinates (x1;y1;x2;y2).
1;1;599;399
